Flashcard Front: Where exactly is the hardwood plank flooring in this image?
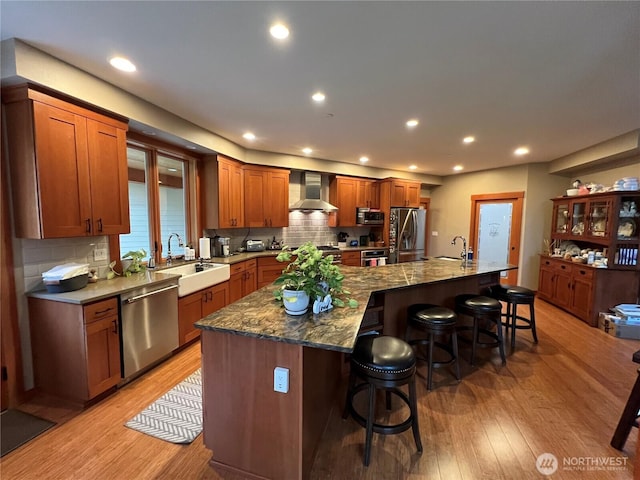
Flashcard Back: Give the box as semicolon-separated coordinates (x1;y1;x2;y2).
1;299;638;479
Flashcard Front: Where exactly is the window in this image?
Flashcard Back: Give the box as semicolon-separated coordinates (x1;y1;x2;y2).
119;140;195;262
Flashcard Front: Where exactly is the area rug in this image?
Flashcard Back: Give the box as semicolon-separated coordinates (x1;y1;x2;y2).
125;368;202;444
1;409;56;457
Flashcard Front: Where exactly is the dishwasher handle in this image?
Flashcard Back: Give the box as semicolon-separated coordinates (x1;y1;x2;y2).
123;284;178;304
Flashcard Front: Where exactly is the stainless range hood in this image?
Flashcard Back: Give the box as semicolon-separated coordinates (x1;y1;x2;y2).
289;172;338;212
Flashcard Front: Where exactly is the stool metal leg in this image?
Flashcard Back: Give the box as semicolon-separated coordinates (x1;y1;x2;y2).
530;302;538;343
342;370;357;419
495;312;507;365
470;318;479;366
427;331;435;391
611;369;640;450
364;383;376;466
510;302;518;350
451;330;461;381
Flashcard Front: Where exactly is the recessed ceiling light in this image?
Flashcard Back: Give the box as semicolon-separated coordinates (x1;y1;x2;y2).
406;119;419;128
167;168;178;172
270;23;290;40
453;165;464;172
109;56;136;72
514;147;530;156
463;136;475;144
359;156;369;163
243;132;256;141
302;147;313;155
312;92;325;103
409;165;417;170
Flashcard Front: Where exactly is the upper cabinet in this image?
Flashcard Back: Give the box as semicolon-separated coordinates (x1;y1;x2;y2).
217;156;244;228
3;86;130;238
329;175;381;226
550;192;639;269
385;179;421;208
243;165;290;228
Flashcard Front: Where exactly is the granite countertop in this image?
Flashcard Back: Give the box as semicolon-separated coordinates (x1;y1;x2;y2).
195;258;516;353
27;271;181;305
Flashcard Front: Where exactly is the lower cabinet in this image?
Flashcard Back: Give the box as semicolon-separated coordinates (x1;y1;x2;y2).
28;296;121;404
229;259;257;303
257;256;285;288
178;282;229;346
537;256;639;326
341;251;361;266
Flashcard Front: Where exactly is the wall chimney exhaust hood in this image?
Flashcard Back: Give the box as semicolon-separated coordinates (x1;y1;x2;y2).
289;172;338;212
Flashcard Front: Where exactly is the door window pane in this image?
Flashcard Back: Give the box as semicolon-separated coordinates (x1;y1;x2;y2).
120;147;151;257
478;203;512;277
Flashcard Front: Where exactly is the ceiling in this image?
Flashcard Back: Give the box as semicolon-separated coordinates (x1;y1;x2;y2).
1;1;639;177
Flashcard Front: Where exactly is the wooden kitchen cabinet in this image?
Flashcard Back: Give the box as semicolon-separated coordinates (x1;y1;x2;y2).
537;255;638;326
257;256;287;289
178;282;229;345
3;86;130;238
217;156;245;228
229;259;258;303
243;166;290;228
341;251;361;266
386;179;421;207
330;176;381;226
28;296;121;403
356;179;380;209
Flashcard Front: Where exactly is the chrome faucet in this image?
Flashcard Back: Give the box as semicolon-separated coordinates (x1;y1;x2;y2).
451;235;468;266
166;233;184;266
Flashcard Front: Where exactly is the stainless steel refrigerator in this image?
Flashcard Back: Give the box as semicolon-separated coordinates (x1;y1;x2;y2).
389;208;427;263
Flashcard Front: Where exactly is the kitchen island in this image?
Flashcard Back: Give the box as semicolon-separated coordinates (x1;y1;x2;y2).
195;258;515;480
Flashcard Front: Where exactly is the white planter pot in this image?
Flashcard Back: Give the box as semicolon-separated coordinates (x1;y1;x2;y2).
282;289;310;315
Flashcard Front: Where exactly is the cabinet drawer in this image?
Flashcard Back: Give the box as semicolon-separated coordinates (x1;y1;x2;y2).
230;262;246;275
245;259;257;270
84;297;118;324
342;251;360;261
553;261;572;274
572;266;594;281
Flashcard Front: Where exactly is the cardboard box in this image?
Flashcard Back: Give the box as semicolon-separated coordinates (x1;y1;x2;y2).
599;312;640;340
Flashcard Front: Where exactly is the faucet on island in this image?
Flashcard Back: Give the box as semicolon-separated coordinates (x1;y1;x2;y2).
166;233;184;266
451;235;468;266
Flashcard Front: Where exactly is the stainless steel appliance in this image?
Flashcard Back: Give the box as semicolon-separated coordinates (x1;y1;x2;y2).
245;239;265;252
216;237;231;256
316;245;342;264
361;248;389;266
356;208;385;225
120;281;179;381
389;207;427;263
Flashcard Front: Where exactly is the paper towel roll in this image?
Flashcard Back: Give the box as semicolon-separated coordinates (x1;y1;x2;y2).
199;237;211;259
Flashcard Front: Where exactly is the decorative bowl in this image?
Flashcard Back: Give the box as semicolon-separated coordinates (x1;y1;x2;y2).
566;189;579;196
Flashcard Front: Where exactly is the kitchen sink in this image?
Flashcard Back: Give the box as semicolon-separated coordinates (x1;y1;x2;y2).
159;263;230;297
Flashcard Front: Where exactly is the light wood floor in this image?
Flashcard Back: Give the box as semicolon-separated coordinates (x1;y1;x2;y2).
1;299;639;479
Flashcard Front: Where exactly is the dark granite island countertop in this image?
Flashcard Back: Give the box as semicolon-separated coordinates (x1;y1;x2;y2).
194;258;516;353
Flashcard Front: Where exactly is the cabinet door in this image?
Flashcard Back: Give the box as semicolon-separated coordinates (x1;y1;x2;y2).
85;315;121;398
244;168;268;227
243;260;258;296
86;119;130;235
205;282;229;316
553;265;573;309
219;159;244;228
333;177;358;226
370;182;380;209
257;257;285;288
570;267;594;321
178;291;203;346
405;182;421;207
229;271;245;304
268;170;290;227
229;162;244;227
389;181;407;207
33;102;92;238
342;251;361;266
537;265;555;301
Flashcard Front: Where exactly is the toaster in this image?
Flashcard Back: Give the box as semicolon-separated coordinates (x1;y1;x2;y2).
245;240;265;252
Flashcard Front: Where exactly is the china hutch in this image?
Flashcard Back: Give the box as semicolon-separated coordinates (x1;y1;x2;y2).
539;191;639;326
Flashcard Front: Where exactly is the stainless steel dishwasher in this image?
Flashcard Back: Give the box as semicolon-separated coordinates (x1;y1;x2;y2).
120;281;179;381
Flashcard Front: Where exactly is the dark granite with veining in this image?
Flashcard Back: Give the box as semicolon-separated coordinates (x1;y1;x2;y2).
195;258;516;353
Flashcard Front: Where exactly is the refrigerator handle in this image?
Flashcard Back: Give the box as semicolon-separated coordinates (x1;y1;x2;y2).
411;210;418;250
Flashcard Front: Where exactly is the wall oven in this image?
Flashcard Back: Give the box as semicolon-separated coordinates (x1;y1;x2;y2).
361;249;389;266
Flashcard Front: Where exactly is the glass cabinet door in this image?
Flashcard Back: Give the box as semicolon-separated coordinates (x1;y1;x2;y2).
553;201;570;235
588;199;610;238
570;200;586;236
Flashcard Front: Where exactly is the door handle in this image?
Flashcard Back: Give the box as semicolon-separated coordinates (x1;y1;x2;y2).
86;218;91;233
112;319;118;334
97;218;103;232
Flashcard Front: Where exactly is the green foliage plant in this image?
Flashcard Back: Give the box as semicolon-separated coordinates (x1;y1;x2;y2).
122;249;147;277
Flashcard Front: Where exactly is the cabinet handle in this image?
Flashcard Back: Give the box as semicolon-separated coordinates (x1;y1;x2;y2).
97;218;103;232
86;218;91;233
269;219;272;227
264;219;268;226
112;319;118;334
209;291;213;301
94;307;114;316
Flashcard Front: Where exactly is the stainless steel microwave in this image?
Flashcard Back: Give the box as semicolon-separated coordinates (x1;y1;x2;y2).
356;208;384;225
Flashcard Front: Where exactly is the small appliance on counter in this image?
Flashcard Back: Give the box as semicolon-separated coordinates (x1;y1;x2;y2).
245;239;265;252
211;236;231;256
42;263;90;293
356;208;385;225
337;232;349;248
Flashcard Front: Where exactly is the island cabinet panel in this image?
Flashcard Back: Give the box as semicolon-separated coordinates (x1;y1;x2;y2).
537;255;639;326
243;166;290;228
28;296;121;404
178;282;229;345
201;330;341;480
3;87;130;238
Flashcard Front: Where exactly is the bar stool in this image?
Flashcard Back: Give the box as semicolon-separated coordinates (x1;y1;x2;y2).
454;294;506;366
342;335;423;466
488;284;538;350
611;350;640;450
406;304;461;390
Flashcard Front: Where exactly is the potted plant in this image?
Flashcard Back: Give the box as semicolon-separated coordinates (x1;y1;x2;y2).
121;249;147;277
273;242;357;315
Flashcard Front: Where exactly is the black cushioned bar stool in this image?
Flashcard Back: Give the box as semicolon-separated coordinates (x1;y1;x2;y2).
454;294;506;366
611;350;640;450
406;304;461;390
488;284;538;350
342;335;423;466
